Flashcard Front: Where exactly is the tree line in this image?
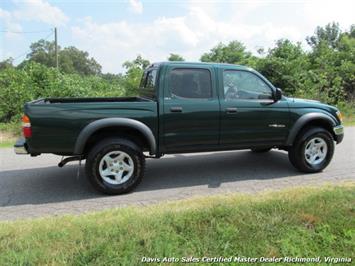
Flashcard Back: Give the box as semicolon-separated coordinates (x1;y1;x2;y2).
0;22;354;123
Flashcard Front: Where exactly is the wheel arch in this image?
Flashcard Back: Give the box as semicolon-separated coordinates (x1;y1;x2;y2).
74;118;157;155
286;112;336;146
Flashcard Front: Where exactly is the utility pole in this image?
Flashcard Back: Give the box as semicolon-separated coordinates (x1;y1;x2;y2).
54;27;58;70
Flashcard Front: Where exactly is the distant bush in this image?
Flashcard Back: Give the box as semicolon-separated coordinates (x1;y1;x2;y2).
0;62;125;122
0;67;31;122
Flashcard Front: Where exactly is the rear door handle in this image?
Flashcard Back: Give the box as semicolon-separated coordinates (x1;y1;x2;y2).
170;106;183;113
226;107;238;113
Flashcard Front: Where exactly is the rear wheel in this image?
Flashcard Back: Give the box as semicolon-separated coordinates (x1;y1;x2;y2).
85;138;145;195
288;127;334;173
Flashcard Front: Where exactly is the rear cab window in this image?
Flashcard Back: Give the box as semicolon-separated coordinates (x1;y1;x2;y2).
140;68;158;100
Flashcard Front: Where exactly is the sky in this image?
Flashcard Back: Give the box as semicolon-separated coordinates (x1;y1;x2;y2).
0;0;354;73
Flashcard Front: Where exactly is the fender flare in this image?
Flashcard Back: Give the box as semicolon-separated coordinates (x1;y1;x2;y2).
73;118;156;155
286;112;336;145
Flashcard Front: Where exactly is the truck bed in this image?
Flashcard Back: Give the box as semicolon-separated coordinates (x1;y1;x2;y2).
25;96;158;155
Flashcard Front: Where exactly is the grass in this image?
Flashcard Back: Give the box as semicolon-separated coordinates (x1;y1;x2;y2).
338;102;355;126
0;184;354;265
0;122;20;148
0;121;21;136
343;116;355;126
0;139;16;148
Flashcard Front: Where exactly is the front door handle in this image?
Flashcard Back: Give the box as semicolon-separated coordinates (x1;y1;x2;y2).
226;107;238;113
170;106;183;113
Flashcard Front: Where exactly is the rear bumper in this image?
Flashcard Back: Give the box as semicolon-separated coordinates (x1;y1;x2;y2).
333;125;344;144
14;137;29;154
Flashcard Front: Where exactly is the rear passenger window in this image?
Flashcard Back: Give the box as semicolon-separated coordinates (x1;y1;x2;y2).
169;68;212;99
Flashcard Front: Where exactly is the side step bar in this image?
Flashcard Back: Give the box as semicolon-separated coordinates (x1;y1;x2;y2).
58;156;82;167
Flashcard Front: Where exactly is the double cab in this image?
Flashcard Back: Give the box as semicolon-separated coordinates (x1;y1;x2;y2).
15;62;344;194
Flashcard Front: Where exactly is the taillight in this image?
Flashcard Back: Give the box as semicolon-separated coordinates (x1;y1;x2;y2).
22;115;32;138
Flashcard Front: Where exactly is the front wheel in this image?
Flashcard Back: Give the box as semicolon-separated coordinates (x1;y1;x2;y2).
288;127;334;173
85;138;145;195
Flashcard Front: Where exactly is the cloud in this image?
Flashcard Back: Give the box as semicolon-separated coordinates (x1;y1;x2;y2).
0;8;23;40
0;8;19;30
128;0;143;14
304;0;354;29
0;0;68;27
1;0;68;60
13;0;68;25
0;8;11;21
71;3;302;73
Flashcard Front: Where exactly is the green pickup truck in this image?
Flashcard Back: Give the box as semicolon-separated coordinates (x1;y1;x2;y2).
15;62;344;194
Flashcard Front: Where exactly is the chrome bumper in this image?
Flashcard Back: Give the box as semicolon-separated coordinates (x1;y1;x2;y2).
14;137;29;155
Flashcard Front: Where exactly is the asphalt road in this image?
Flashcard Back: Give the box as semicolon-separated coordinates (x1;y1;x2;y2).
0;127;354;221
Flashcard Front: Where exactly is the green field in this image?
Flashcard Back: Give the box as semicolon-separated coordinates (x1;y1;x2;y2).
0;184;354;265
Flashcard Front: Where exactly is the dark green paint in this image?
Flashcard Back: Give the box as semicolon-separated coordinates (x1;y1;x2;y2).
22;62;343;156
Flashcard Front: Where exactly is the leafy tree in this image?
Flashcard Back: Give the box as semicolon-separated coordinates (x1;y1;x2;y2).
59;46;102;75
306;22;341;49
349;24;355;38
101;72;123;83
305;24;355;103
337;30;355;99
122;55;150;70
0;66;31;122
24;39;57;68
256;39;309;96
168;53;185;61
122;55;150;95
200;40;252;64
0;61;124;122
0;58;14;70
21;40;102;75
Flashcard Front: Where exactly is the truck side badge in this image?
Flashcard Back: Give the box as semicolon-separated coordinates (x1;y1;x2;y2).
269;124;286;128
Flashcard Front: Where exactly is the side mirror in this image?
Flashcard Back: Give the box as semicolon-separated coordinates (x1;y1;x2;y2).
274;88;282;101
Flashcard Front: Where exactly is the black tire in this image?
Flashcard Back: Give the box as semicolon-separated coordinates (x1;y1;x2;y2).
250;148;272;153
288;127;334;173
85;138;145;195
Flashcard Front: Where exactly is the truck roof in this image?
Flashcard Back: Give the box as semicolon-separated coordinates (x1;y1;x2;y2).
149;61;253;71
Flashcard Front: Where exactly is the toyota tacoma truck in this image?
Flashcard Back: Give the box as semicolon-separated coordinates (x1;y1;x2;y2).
14;62;344;194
